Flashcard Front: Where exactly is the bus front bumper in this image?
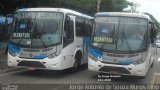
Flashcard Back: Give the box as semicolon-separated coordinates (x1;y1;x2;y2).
88;58;148;77
7;53;63;70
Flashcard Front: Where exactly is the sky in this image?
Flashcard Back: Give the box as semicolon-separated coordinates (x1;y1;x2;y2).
127;0;160;22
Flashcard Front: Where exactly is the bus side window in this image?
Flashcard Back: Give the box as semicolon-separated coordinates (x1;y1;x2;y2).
63;17;74;47
150;22;156;43
76;17;85;36
84;20;92;36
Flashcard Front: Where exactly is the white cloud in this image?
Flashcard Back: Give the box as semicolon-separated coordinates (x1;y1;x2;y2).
127;0;160;22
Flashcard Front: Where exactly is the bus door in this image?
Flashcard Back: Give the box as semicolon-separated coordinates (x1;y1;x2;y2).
83;20;92;61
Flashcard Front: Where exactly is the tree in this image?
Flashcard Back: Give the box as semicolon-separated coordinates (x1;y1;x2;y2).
100;0;129;12
124;1;140;13
0;0;129;16
144;12;160;32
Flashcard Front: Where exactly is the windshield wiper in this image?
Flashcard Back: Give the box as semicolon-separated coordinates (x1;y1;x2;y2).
99;43;106;51
39;38;47;48
112;24;115;37
17;36;25;46
32;12;47;48
99;24;116;51
122;24;133;54
34;24;47;48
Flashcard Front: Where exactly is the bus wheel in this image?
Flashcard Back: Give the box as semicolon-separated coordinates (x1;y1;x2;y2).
138;76;146;79
151;62;153;67
71;58;79;73
71;52;82;73
151;56;154;67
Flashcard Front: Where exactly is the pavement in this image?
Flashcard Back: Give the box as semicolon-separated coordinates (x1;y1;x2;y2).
0;49;21;74
0;49;8;73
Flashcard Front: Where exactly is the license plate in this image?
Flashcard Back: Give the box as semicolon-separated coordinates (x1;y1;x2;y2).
102;58;118;63
27;67;36;70
108;71;119;74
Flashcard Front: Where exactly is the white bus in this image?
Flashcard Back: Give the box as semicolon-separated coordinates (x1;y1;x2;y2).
88;12;156;77
8;8;93;72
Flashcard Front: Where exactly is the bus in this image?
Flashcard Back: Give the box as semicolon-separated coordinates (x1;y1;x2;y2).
0;16;6;49
8;8;93;71
0;16;13;49
88;12;156;77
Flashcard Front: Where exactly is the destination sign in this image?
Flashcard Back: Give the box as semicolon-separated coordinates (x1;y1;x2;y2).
13;33;30;38
93;36;114;44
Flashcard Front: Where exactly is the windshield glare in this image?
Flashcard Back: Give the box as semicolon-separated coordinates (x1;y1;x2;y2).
10;12;63;46
92;17;148;53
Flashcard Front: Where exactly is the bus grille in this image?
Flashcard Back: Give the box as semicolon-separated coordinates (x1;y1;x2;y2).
106;53;138;58
99;66;130;74
42;48;53;52
23;48;53;52
17;61;46;68
23;49;40;52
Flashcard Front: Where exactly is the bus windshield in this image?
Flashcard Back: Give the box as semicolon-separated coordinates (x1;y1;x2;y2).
10;12;63;47
92;16;148;53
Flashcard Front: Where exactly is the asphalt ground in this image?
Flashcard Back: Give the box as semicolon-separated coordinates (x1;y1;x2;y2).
0;49;21;74
0;49;7;73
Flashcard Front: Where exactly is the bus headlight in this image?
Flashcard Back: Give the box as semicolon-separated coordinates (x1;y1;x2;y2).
9;50;18;57
134;58;145;65
88;53;99;61
8;43;20;57
48;53;58;59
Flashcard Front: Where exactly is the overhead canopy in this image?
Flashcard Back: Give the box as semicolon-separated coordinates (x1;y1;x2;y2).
0;16;13;25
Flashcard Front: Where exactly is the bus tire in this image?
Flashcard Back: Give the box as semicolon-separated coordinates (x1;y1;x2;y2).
151;56;154;67
70;51;82;73
71;58;79;73
134;75;146;79
151;62;153;67
138;76;146;79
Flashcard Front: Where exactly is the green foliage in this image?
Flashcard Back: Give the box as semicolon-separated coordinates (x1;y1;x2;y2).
0;0;129;16
100;0;129;12
125;1;140;13
144;12;160;32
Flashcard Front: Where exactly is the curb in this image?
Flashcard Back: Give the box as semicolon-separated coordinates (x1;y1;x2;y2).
0;62;23;74
0;67;24;74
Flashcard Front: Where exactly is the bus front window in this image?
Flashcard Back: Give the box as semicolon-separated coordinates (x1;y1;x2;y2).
10;12;63;47
92;17;148;54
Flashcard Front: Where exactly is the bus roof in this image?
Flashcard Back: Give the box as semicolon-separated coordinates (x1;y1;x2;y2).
16;8;93;19
95;12;151;20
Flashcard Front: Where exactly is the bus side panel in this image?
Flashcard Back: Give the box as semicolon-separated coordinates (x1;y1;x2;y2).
60;43;75;69
82;36;90;64
141;44;155;75
147;44;155;67
60;37;83;69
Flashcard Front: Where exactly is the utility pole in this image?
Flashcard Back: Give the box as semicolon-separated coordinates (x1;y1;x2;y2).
97;0;101;13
